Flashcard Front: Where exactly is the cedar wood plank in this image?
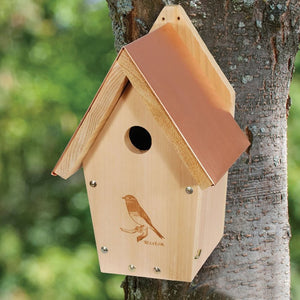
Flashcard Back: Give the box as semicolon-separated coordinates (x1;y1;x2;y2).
52;62;128;179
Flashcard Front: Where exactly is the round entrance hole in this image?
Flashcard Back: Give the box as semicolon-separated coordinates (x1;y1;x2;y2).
126;126;152;153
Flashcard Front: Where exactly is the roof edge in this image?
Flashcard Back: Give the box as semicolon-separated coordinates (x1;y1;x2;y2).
52;57;128;179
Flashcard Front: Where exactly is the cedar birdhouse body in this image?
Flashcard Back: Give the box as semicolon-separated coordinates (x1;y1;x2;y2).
52;6;249;282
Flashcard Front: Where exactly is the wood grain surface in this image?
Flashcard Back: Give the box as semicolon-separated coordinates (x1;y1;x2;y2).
52;61;127;179
83;84;225;281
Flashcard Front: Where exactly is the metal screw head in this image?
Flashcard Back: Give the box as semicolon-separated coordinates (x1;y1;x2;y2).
194;249;202;259
185;186;193;194
153;266;161;273
128;264;136;271
101;246;108;254
89;180;97;187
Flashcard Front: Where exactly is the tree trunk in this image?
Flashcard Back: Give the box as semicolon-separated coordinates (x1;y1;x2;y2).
106;0;299;299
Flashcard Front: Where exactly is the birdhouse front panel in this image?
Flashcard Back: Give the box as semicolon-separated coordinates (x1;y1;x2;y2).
83;84;202;281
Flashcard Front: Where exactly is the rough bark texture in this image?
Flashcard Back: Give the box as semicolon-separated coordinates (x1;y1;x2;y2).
106;0;299;299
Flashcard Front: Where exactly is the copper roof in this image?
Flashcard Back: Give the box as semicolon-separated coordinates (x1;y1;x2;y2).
124;24;249;184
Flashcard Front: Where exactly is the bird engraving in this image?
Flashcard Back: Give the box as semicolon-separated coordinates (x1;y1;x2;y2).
120;195;165;242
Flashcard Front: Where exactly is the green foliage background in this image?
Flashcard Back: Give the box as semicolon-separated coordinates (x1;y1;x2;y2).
0;0;124;299
0;0;298;299
288;52;300;299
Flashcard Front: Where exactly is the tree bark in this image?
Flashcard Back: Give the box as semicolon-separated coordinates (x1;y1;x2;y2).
106;0;299;299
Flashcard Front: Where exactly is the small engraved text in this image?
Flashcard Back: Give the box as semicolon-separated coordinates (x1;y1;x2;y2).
144;240;165;246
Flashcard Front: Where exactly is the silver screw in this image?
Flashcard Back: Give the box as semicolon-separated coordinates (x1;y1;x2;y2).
128;264;136;271
101;246;108;253
185;186;193;194
153;266;161;273
89;180;97;187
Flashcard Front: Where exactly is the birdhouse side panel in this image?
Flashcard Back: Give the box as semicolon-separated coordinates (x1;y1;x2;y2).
82;84;200;281
191;173;228;278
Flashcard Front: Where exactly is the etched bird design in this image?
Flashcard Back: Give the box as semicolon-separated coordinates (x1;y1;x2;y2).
120;195;164;242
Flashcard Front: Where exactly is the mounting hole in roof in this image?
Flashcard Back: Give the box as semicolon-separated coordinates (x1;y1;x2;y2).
125;126;152;153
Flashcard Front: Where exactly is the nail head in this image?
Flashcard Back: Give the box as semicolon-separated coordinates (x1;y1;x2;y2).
185;186;193;194
101;246;108;253
90;180;97;187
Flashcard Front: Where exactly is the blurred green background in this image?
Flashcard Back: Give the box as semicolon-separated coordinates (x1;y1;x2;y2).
0;0;124;299
0;0;298;299
288;51;300;298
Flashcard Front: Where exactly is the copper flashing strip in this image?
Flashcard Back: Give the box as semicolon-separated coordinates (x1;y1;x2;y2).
124;24;249;184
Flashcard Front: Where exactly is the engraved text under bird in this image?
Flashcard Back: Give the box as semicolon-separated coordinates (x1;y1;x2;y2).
120;195;165;242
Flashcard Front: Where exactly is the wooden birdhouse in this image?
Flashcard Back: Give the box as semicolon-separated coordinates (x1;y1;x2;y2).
52;5;249;282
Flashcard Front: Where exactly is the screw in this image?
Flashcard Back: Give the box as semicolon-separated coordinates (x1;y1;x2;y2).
153;266;161;273
101;246;108;253
129;264;136;271
89;180;97;187
185;186;193;194
194;249;202;259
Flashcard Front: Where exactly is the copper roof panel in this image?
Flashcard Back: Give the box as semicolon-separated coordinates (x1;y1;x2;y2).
125;24;249;184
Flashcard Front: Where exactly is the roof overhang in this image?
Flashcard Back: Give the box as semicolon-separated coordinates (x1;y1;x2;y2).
52;6;249;190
